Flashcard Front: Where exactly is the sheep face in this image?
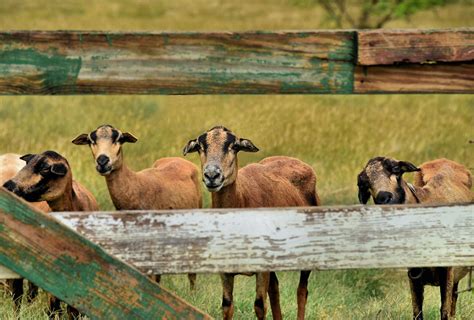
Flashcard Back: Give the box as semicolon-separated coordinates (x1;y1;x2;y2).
357;157;419;205
3;151;70;202
72;125;137;176
183;126;259;192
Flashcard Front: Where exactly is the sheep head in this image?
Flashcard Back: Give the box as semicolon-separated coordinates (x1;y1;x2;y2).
72;125;137;176
3;151;71;202
357;157;419;205
183;126;259;192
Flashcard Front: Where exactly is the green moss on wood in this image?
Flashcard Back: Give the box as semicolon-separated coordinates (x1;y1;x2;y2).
0;48;81;89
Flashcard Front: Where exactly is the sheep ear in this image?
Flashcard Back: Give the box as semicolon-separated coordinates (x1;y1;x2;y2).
357;171;371;204
20;154;35;163
399;161;420;173
72;133;90;145
119;132;138;144
51;163;68;176
183;139;199;156
235;138;259;153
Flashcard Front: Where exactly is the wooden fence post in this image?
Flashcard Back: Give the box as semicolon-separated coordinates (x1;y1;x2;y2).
0;188;210;319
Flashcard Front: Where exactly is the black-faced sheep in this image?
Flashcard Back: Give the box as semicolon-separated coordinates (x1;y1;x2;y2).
72;124;202;289
184;126;320;320
0;153;51;310
357;157;472;320
3;150;98;319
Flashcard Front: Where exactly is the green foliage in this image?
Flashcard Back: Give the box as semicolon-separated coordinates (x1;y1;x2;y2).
290;0;455;28
391;0;447;18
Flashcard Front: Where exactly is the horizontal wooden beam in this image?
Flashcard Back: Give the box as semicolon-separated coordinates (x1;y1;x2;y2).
354;64;474;93
0;30;355;94
0;29;473;94
0;189;209;319
357;29;474;65
0;203;464;277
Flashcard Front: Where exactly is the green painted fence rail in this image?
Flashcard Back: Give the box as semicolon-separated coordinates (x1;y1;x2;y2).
0;188;210;319
0;28;472;94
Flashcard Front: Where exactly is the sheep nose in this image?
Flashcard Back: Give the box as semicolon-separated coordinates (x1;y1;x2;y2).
374;191;393;204
204;165;222;181
97;154;110;166
3;180;17;192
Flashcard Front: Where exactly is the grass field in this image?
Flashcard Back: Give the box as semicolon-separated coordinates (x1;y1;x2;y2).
0;0;473;319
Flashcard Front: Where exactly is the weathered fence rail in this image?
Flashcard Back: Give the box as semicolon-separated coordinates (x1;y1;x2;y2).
1;201;472;279
0;28;472;94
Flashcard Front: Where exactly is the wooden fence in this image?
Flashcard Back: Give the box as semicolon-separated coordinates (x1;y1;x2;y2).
0;28;473;319
0;29;473;94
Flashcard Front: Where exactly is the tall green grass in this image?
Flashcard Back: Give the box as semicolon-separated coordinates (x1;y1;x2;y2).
0;0;473;319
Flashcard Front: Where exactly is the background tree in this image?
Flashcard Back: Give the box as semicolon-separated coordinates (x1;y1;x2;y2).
294;0;457;28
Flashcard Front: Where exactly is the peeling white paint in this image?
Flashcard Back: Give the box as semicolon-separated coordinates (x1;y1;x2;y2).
1;204;471;278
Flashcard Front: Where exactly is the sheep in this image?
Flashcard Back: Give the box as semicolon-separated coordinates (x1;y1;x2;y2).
0;153;50;309
184;126;320;320
72;124;202;289
3;150;98;319
357;157;472;320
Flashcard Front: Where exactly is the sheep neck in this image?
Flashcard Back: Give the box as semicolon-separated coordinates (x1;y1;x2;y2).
104;161;138;210
401;180;424;204
211;179;245;208
47;178;77;211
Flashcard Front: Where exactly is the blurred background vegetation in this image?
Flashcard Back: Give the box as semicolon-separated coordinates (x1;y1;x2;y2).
0;0;473;319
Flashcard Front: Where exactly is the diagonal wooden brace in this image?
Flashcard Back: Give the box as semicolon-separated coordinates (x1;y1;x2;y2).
0;188;211;319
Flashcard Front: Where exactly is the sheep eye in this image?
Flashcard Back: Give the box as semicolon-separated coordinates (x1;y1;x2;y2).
40;166;51;175
392;166;400;173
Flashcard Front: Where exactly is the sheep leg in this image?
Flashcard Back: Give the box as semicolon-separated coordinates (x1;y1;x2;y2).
408;274;424;320
254;272;270;320
297;270;311;320
450;282;458;317
66;305;80;320
221;273;235;320
268;272;282;320
48;294;62;319
439;267;454;320
150;274;161;283
5;278;23;310
188;273;197;290
26;281;38;303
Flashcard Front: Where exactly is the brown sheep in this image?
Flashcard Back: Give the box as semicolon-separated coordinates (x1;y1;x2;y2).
72;124;202;289
184;126;320;320
0;153;51;310
3;150;98;319
357;157;472;320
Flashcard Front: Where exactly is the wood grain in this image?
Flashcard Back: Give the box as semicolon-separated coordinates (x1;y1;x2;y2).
0;203;463;276
1;29;473;94
358;29;474;65
0;31;355;94
0;189;209;319
354;64;474;93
